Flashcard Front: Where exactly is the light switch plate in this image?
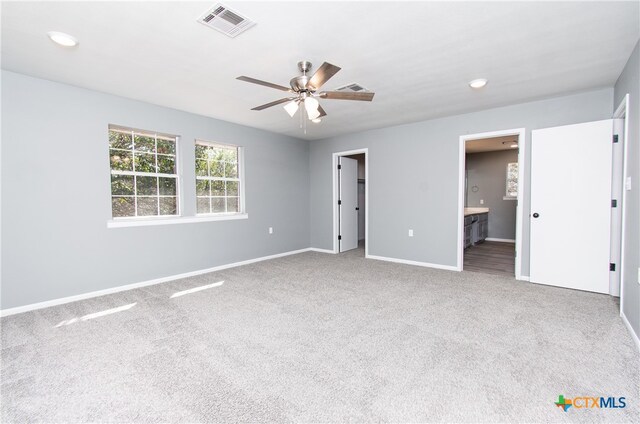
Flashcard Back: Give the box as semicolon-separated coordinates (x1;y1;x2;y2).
626;177;632;191
408;229;414;237
268;227;273;234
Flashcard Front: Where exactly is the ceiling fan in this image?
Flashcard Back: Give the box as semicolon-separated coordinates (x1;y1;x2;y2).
236;61;375;123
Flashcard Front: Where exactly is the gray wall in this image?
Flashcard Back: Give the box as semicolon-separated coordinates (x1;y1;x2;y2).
0;69;626;312
1;71;310;310
614;39;640;341
466;149;519;240
310;88;613;274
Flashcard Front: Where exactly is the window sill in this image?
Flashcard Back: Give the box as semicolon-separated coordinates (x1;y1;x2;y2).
107;213;248;228
503;196;517;201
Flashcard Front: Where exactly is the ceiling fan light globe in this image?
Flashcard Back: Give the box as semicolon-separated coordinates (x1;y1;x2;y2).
283;101;299;117
304;97;320;120
307;109;321;120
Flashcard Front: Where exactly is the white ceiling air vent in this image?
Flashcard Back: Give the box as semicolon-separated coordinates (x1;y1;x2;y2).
335;83;369;93
198;3;256;38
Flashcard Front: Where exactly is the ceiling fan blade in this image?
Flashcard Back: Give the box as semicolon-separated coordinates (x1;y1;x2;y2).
307;62;341;90
251;97;295;111
319;91;375;101
317;104;327;118
237;76;291;92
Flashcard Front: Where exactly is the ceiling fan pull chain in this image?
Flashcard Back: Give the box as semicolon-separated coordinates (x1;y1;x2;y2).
299;101;303;129
303;105;307;134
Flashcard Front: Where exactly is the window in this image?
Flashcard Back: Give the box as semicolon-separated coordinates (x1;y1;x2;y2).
109;125;179;218
506;162;518;198
195;141;242;214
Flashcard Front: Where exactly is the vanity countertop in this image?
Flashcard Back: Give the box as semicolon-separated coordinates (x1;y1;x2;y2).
464;207;489;217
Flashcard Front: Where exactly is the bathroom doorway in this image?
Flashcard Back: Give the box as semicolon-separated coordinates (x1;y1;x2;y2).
457;129;525;278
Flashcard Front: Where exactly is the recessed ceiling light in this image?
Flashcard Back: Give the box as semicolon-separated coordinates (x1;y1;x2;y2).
47;31;78;47
469;78;488;89
311;118;322;124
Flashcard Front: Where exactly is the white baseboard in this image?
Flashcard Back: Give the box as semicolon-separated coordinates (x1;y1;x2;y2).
366;254;458;272
621;310;640;352
0;248;312;317
485;238;516;243
518;275;531;282
308;248;336;254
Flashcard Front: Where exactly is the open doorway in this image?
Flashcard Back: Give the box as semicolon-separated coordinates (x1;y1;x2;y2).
457;129;526;278
332;149;368;256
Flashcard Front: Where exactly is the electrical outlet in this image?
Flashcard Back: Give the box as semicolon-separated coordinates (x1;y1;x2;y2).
638;267;640;285
480;199;484;205
408;229;414;237
268;227;273;234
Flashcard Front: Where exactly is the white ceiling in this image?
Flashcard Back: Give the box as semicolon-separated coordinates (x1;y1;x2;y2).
2;1;639;140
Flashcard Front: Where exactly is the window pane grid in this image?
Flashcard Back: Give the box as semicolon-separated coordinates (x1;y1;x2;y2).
195;141;241;215
110;170;177;178
109;127;178;218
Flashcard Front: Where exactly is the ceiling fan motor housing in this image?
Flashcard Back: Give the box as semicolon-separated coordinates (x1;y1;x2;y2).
290;75;311;92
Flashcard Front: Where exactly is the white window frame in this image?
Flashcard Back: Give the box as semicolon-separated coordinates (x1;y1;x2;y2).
108;125;181;220
195;139;245;216
504;162;518;200
107;133;248;228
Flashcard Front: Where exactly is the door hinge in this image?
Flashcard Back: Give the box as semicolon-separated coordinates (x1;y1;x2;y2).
338;164;342;170
338;235;342;240
612;199;617;208
613;134;619;143
610;263;616;272
338;200;342;205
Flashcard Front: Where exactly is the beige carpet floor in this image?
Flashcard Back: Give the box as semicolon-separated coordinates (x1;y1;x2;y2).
2;247;639;422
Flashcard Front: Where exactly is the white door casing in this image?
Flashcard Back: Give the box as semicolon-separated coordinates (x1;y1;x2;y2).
457;128;525;278
530;120;613;294
610;119;625;296
339;157;358;252
358;182;365;240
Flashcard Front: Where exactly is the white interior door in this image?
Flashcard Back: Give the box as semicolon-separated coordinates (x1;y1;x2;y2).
339;157;358;252
530;120;613;293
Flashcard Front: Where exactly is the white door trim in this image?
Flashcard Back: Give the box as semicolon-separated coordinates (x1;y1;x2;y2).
332;149;368;256
613;94;629;309
457;128;526;279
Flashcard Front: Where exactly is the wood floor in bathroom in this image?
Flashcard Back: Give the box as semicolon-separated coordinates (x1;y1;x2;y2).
464;241;515;277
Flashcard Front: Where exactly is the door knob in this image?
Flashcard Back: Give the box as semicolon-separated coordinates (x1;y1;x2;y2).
533;213;540;218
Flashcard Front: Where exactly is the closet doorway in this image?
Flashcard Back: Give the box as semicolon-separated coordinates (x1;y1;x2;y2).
332;149;368;256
